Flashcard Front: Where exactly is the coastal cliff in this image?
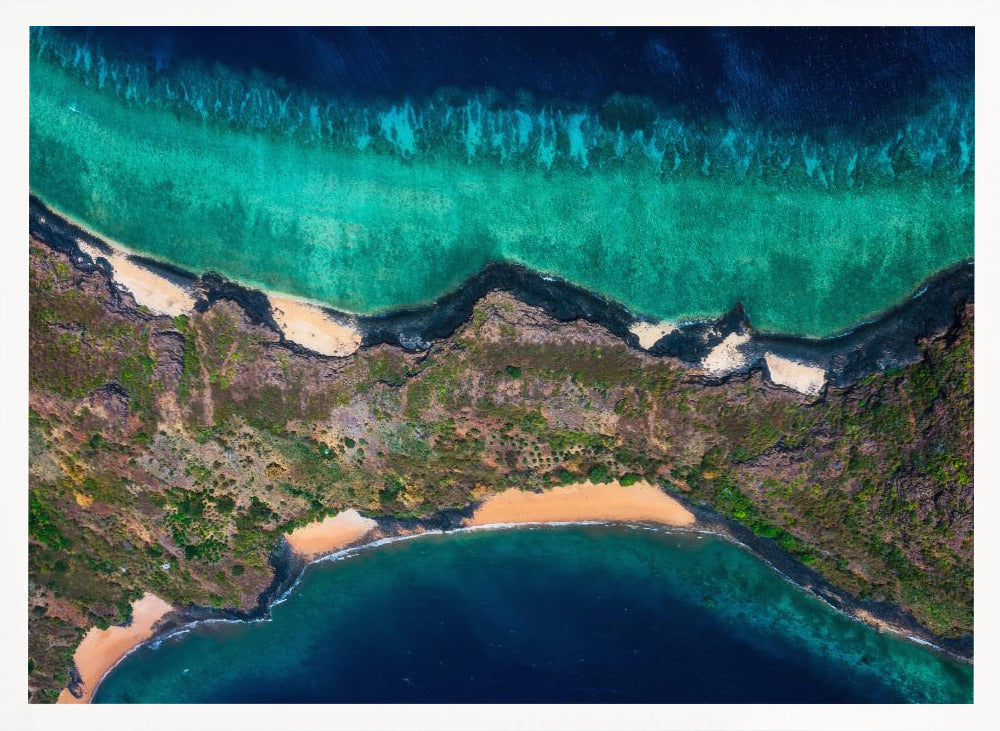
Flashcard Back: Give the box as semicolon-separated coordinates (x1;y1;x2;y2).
28;226;973;702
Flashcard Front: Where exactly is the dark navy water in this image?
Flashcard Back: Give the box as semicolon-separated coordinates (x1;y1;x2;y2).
94;527;972;703
57;27;972;133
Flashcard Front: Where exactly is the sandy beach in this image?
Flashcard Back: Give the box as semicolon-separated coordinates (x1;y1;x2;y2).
40;201;365;356
629;320;677;350
77;240;195;317
285;509;378;558
269;295;362;357
764;352;827;396
700;331;751;376
57;593;173;704
468;480;696;527
79;234;362;357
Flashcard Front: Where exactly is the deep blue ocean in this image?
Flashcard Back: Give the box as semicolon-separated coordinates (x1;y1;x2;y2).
94;527;972;704
56;26;972;135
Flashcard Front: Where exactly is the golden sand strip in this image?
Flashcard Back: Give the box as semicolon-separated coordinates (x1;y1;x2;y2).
284;509;378;559
76;240;195;317
468;480;695;528
57;593;173;704
269;295;362;357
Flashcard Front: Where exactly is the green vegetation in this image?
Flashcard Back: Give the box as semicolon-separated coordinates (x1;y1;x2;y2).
28;492;69;550
27;241;973;703
172;314;201;402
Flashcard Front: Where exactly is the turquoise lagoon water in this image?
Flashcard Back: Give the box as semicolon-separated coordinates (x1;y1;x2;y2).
29;28;974;337
94;526;972;704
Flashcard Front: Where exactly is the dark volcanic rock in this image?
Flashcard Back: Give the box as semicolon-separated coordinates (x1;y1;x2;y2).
30;195;973;390
151;330;186;390
84;383;131;425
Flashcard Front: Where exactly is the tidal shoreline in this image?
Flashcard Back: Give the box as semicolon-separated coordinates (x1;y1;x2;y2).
63;481;971;704
29;195;974;394
34;194;974;701
56;593;173;704
230;487;978;665
65;481;697;703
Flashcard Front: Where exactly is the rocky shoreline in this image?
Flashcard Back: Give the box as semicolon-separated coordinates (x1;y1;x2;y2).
676;499;974;663
30;195;974;393
32;193;974;701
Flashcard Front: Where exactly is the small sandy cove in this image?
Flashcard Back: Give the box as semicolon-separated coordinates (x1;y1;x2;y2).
77;240;195;317
629;321;677;350
57;592;173;704
469;480;695;527
269;295;362;357
764;352;827;396
284;509;378;558
700;332;751;376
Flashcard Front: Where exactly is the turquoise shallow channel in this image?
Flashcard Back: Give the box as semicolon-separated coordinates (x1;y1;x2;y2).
29;28;974;337
94;526;972;704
